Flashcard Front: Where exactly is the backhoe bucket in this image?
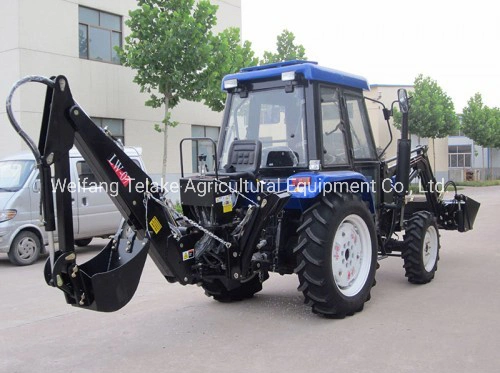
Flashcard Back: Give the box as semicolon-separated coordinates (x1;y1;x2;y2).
45;237;149;312
79;237;149;312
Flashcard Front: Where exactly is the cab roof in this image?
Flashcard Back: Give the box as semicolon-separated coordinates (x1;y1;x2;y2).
222;60;369;91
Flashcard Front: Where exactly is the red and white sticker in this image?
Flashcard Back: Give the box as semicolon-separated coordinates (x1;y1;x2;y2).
107;153;131;187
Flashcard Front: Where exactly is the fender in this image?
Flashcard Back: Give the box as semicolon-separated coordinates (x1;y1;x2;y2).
287;170;375;212
0;223;45;253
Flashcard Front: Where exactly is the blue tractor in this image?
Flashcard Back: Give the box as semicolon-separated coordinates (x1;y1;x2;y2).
7;61;479;317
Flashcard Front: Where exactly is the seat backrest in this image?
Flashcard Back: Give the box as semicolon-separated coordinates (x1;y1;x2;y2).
225;140;261;174
265;149;298;167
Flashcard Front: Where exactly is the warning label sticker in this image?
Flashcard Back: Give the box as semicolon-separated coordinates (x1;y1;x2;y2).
149;216;162;234
215;195;232;213
182;249;195;261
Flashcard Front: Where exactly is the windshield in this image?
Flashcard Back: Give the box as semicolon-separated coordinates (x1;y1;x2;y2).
0;160;35;192
220;87;307;169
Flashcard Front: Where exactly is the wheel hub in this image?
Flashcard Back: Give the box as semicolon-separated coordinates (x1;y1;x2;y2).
423;226;438;271
18;238;36;260
331;214;372;296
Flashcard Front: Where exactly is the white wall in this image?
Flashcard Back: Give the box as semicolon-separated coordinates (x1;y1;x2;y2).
0;0;241;178
0;1;21;155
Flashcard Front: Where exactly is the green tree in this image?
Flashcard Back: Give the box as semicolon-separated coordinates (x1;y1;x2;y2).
261;29;307;64
118;0;256;179
200;27;258;112
462;94;500;178
394;74;459;170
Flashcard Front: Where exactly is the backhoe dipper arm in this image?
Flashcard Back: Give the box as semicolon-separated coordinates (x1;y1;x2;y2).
7;76;193;312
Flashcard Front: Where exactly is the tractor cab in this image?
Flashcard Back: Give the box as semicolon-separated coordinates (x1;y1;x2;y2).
218;60;378;182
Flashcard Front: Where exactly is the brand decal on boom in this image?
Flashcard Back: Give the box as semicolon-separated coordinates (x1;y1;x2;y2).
107;153;131;187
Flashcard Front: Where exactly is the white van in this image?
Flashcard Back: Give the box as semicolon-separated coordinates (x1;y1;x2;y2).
0;147;145;265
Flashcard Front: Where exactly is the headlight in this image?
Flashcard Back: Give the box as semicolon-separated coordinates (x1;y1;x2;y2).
223;78;238;89
0;210;17;223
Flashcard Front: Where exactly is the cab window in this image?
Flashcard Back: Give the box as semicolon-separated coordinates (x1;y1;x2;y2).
345;94;376;160
320;87;348;166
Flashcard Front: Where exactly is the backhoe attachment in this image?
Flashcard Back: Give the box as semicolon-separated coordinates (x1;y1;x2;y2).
6;75;289;312
6;76;181;311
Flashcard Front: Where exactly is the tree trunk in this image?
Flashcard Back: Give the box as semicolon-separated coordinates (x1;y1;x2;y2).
490;147;493;180
162;95;170;182
431;137;436;173
482;147;485;181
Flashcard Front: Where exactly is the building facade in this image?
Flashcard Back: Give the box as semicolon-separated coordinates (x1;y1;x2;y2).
0;0;241;182
366;84;500;182
366;84;449;183
448;127;500;181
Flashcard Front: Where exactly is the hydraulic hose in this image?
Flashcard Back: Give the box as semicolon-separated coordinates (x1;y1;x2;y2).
6;76;55;165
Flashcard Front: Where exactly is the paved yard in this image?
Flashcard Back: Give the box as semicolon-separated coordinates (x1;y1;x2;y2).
1;186;499;373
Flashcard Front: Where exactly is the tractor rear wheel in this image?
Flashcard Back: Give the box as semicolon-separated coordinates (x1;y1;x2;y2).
202;273;267;302
294;193;377;318
402;211;440;284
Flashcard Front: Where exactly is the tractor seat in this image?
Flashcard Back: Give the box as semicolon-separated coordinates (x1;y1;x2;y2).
264;147;298;167
218;139;261;181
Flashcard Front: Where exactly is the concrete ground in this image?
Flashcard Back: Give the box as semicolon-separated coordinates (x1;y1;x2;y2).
0;186;499;373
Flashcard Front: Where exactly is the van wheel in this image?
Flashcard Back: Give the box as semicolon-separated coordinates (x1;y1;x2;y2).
8;231;42;266
75;238;93;247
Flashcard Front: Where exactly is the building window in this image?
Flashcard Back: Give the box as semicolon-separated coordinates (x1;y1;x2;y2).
79;6;122;64
449;145;472;168
191;125;220;173
92;118;124;144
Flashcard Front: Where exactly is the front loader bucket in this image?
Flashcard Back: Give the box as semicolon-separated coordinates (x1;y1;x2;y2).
45;237;149;312
457;196;480;232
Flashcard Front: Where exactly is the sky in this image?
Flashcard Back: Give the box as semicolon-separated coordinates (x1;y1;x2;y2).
240;0;500;111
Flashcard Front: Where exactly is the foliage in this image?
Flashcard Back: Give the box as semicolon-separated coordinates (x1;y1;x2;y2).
119;0;217;115
200;27;258;112
261;29;307;64
394;75;459;139
461;93;500;178
117;0;257;177
462;93;500;148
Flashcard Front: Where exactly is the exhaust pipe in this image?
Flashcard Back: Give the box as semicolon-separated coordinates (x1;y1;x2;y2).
395;89;411;202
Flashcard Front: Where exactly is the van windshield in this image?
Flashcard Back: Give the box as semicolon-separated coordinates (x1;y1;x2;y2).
0;160;35;192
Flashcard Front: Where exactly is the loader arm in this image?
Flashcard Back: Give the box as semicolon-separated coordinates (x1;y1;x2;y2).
385;145;479;232
6;76;201;311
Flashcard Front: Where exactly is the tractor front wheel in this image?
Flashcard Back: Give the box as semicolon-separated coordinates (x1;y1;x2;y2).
402;211;440;284
294;193;377;318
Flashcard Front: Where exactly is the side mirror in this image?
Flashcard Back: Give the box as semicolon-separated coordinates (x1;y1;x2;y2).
398;89;409;114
